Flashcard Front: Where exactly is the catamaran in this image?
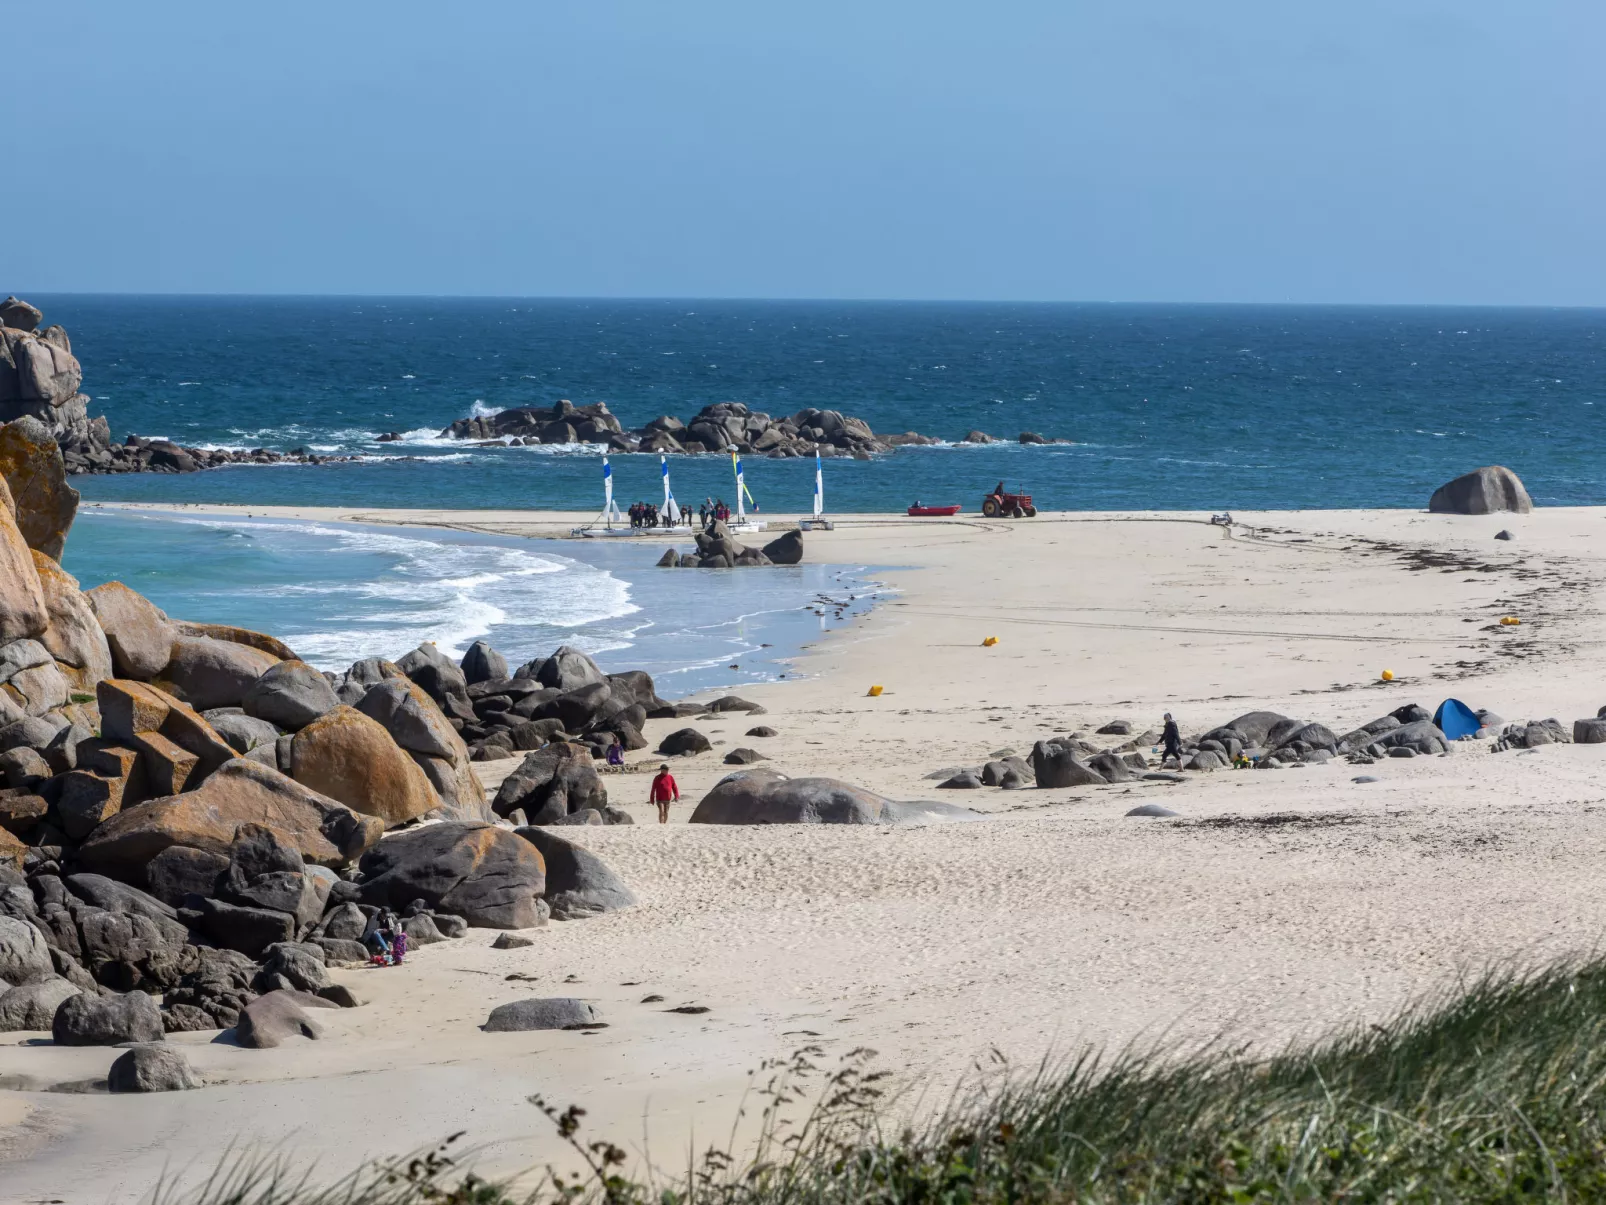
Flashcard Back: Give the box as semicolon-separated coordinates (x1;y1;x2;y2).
724;445;766;533
800;448;833;530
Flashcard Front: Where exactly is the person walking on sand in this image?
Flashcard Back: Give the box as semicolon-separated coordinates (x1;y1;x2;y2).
1161;713;1183;765
649;762;679;824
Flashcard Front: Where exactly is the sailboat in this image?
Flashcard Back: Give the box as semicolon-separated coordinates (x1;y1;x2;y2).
800;448;833;530
570;454;633;537
724;445;767;533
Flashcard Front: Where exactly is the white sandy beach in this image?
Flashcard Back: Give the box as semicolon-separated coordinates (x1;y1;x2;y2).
5;503;1606;1202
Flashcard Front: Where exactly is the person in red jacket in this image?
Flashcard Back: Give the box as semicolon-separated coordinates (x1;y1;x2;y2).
649;763;679;824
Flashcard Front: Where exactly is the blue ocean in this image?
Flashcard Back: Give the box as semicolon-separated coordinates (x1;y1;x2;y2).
36;296;1603;690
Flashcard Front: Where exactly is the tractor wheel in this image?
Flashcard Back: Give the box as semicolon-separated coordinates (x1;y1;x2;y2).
982;498;1001;518
1011;505;1024;518
1024;505;1037;517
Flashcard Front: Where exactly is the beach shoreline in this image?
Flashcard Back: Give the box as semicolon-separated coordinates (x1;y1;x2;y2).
6;500;1606;1200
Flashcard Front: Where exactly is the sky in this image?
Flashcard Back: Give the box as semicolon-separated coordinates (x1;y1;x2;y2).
8;1;1604;304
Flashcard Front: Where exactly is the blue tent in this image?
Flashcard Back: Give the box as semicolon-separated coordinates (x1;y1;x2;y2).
1433;698;1481;740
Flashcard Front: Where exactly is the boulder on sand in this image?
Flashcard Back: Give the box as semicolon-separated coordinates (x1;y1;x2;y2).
760;530;804;565
243;659;339;731
289;705;440;826
690;768;977;825
1031;739;1108;788
108;1043;201;1092
0;976;80;1031
492;743;607;824
355;676;488;821
514;826;637;919
76;757;384;877
0;914;54;986
357;821;547;929
84;582;176;679
659;728;711;756
233;988;338;1048
482;997;599;1031
53;988;164;1045
1428;466;1533;515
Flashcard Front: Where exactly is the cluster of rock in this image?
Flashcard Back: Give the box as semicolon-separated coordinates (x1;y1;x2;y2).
1490;708;1606;751
0;421;637;1078
655;522;804;569
441;399;944;458
0;297;351;476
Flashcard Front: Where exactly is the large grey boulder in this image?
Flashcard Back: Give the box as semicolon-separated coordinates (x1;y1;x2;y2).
242;659;340;731
108;1043;201;1092
659;727;711;756
1576;718;1606;745
493;743;608;824
1031;739;1108;788
205;710;283;755
395;643;474;720
358;822;547;929
53;988;164;1045
461;640;508;685
0;914;53;985
1428;466;1533;515
0;976;80;1030
514;827;637;919
1373;720;1452;756
163;636;279;711
686;769;973;826
482;997;599;1031
761;530;804;565
521;645;605;693
233;988;338;1048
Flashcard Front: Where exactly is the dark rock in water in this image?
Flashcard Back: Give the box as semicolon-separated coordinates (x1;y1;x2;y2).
234;989;338;1048
1428;466;1533;515
1018;431;1047;444
658;728;711;756
746;725;777;737
242;660;339;731
358;821;547;929
53;989;163;1045
656;548;681;568
939;772;982;789
1125;804;1178;818
492;932;535;949
108;1043;201;1092
1494;529;1515;541
460;640;508;686
514;827;637;920
761;530;804;565
723;747;767;765
482;997;600;1031
1031;739;1108;788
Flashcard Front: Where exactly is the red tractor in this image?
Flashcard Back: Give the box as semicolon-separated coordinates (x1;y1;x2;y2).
981;482;1036;518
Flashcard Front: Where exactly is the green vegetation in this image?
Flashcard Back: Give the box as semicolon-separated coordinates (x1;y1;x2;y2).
165;959;1606;1204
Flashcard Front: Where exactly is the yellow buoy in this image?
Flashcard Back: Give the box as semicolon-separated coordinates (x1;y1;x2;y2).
982;636;999;647
1380;669;1395;681
866;684;884;697
1500;616;1521;626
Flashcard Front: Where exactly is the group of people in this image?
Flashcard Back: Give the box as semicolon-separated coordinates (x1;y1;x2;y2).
698;498;737;528
628;501;687;529
366;907;408;966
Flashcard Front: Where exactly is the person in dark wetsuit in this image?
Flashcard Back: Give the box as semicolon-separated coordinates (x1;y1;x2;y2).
1161;713;1183;763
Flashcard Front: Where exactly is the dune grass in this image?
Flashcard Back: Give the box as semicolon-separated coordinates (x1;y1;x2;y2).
164;957;1606;1204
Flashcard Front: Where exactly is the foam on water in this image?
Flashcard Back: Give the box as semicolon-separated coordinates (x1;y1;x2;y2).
64;508;880;696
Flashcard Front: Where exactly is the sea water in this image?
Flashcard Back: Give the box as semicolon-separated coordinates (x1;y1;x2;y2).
33;296;1604;514
63;508;881;698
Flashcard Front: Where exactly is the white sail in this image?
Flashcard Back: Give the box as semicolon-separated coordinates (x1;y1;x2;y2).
813;450;823;517
602;455;622;527
660;454;680;523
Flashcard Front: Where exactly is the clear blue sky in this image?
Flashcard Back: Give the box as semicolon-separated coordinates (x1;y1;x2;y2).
10;1;1603;304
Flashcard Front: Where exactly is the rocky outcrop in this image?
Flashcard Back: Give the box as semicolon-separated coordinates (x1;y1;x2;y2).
289;706;440;826
162;636;281;711
440;399;945;458
0;476;49;645
493;743;607;824
655;520;807;570
30;553;113;692
85;582;176;679
1428;466;1533;515
0;417;78;560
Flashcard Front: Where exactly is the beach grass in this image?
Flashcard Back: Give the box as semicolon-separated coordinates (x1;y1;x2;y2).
165;956;1606;1204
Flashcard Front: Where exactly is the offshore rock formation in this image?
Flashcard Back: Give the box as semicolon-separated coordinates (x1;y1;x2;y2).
0;296;352;476
441;399;942;458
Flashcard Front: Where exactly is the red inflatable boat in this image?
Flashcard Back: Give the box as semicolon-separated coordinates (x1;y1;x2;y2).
907;503;962;517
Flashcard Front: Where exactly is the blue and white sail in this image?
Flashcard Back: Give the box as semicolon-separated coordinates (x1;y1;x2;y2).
813;450;824;518
602;455;623;526
730;447;757;524
660;454;680;524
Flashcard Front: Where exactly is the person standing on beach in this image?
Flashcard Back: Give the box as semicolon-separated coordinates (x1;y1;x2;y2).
1161;713;1183;764
649;762;679;823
